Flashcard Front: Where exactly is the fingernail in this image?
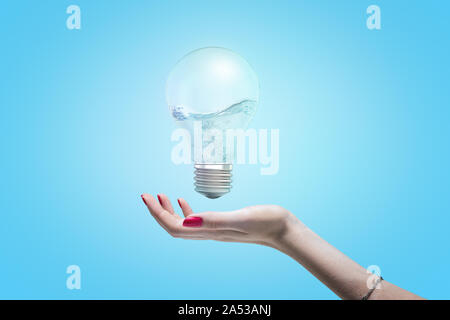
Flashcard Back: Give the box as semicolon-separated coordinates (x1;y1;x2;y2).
183;217;202;227
157;194;162;205
141;195;147;205
177;198;182;207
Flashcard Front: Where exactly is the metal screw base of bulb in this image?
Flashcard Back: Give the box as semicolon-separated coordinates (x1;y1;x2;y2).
194;163;232;199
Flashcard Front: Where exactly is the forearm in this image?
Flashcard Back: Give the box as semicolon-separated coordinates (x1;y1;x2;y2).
272;214;423;300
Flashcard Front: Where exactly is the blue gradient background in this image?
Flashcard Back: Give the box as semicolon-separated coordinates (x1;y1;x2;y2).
1;1;449;299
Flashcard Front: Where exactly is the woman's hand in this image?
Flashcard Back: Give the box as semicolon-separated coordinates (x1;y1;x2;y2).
141;193;301;248
141;193;424;300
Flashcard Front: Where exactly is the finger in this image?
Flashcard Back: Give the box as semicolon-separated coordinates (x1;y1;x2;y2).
157;193;176;215
141;194;172;233
142;195;248;237
177;198;194;217
183;210;247;231
141;194;181;234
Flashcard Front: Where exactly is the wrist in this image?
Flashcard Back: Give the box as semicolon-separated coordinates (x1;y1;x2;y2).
270;210;308;251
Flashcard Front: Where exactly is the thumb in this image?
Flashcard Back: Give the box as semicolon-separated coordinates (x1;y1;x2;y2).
183;210;243;230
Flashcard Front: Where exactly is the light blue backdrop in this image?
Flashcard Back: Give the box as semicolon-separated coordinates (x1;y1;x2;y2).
1;0;449;299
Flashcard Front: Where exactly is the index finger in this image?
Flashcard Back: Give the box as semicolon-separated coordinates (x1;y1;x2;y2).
141;194;181;233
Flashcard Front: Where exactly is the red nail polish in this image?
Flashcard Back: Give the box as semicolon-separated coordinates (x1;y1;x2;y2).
157;194;162;204
177;199;182;207
141;195;147;205
183;217;202;227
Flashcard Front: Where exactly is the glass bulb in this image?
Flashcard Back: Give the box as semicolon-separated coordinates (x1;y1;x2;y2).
166;47;259;198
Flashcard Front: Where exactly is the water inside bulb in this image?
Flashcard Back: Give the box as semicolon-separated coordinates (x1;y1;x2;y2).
169;99;257;163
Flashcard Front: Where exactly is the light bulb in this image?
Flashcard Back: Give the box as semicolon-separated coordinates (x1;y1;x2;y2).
166;47;259;199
